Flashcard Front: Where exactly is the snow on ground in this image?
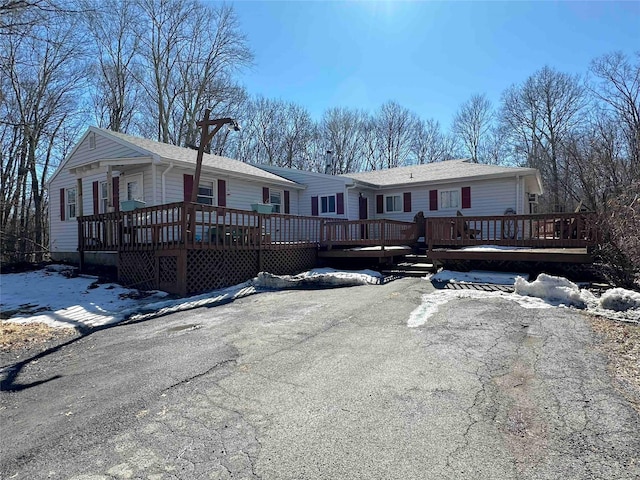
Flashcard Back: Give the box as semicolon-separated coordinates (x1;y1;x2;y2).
0;266;383;330
253;268;383;289
460;245;531;252
348;246;411;252
431;269;528;285
409;272;640;328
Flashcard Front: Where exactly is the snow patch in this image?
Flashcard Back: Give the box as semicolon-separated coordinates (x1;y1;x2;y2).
410;272;639;328
514;273;597;309
253;268;383;289
1;267;384;330
599;288;640;312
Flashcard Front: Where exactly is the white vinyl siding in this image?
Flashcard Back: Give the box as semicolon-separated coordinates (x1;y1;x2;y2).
48;130;149;254
256;165;350;218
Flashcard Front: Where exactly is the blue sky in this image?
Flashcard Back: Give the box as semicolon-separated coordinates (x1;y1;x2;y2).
224;1;639;129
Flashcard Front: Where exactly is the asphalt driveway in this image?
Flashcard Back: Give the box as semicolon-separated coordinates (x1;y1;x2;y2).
1;278;639;479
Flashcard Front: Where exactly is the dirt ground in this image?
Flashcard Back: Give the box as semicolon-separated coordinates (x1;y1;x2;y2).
0;322;78;364
589;315;640;412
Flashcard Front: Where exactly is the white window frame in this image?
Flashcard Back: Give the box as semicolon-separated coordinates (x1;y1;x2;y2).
385;194;402;213
125;173;144;202
99;181;108;213
439;189;460;210
66;187;77;220
197;179;216;205
270;189;282;213
320;194;336;214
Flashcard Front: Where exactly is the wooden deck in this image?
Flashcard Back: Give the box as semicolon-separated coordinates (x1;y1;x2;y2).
78;203;600;294
426;247;593;263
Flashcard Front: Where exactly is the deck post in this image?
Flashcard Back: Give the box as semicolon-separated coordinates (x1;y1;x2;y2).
257;214;264;272
77;216;85;273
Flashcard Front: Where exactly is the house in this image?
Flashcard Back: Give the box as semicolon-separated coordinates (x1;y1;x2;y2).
259;160;544;224
48;127;304;265
48;127;544;266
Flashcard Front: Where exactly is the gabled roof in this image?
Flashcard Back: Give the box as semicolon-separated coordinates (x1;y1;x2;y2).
50;127;301;188
341;159;543;192
96;128;301;187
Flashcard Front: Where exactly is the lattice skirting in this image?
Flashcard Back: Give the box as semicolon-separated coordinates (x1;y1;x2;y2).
261;248;317;275
118;247;319;296
118;251;156;290
186;250;258;294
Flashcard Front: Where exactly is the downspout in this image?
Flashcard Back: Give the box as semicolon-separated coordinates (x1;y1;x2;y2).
162;162;174;204
516;175;521;214
152;163;157;206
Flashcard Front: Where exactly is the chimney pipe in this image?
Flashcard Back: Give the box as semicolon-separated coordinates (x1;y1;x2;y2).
324;150;333;175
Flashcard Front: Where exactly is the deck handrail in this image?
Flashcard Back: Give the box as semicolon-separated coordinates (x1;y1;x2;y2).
424;212;600;250
78;204;601;253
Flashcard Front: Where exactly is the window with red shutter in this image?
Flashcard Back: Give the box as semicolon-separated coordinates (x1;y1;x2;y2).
336;192;345;215
429;189;438;211
403;192;412;212
462;186;471;209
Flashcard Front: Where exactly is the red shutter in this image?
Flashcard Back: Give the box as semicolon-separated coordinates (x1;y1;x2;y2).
429;189;438;211
60;188;66;221
284;190;290;214
462;186;471;209
262;187;270;203
217;179;226;207
113;177;120;212
376;194;384;214
403;192;412;212
93;181;99;215
311;196;319;216
336;192;345;215
183;174;193;202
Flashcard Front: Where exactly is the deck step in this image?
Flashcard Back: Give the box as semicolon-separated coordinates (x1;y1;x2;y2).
381;269;432;277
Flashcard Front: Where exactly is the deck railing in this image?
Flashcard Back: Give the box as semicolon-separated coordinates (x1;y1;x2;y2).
79;202;329;252
322;219;417;249
424;212;600;250
79;203;600;253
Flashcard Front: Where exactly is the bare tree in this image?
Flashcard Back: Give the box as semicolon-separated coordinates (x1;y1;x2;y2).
135;0;252;146
372;101;415;170
452;93;493;163
500;66;587;211
83;0;142;133
320;107;367;174
410;118;449;164
589;51;640;183
1;7;86;262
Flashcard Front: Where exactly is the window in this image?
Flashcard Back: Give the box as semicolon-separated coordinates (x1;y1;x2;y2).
126;174;143;201
66;187;77;219
89;132;96;150
99;181;108;213
321;195;336;214
440;189;460;209
270;190;282;213
385;195;402;213
197;181;215;205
